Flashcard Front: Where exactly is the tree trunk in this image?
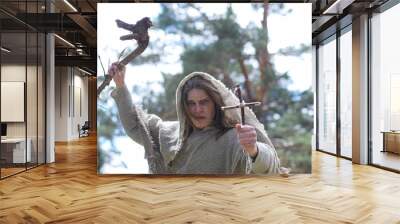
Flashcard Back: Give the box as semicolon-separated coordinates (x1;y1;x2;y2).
237;56;254;101
222;70;235;90
257;1;270;103
254;1;271;125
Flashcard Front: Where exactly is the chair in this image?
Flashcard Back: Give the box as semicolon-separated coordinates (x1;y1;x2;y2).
79;121;90;138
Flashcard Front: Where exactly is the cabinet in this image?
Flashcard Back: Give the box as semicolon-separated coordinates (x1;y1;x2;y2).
382;131;400;154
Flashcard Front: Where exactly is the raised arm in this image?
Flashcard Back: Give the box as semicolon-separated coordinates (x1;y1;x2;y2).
109;63;162;147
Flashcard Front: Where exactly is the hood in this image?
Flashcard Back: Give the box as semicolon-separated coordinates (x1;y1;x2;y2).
175;72;275;150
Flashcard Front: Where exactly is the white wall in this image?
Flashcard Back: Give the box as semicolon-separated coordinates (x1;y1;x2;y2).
1;65;40;137
1;64;46;163
1;65;26;139
55;67;69;141
55;67;89;141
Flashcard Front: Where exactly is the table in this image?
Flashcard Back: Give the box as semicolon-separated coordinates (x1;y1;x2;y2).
1;138;31;163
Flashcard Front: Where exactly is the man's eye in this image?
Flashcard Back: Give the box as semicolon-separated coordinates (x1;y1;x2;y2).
200;100;209;105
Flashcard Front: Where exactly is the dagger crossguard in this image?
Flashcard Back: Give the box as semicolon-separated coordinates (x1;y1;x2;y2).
220;85;261;125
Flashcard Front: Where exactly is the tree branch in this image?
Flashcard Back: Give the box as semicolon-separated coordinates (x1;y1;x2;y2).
237;56;254;101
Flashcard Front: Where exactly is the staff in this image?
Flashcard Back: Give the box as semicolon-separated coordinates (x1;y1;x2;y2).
97;17;152;97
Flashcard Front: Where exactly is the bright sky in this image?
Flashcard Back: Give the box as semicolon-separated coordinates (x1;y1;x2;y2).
97;3;311;173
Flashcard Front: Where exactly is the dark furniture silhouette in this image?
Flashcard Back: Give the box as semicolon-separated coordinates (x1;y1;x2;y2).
78;121;90;138
381;131;400;154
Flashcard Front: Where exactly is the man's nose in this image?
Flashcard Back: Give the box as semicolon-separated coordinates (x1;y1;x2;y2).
193;104;203;114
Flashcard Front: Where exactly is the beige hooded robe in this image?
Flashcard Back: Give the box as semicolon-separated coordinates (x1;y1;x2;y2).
111;72;286;175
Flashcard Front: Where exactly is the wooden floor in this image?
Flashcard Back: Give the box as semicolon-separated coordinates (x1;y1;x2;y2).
0;167;26;177
373;150;400;171
1;163;44;178
0;134;400;223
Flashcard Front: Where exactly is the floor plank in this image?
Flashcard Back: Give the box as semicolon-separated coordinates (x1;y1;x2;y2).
0;134;399;223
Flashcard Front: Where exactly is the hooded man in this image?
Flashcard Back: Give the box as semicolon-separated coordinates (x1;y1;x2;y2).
110;63;287;175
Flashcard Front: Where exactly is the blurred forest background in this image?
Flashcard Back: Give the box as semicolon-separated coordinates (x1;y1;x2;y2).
98;3;312;174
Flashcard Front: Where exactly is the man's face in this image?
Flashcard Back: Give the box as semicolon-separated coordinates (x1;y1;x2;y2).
187;88;215;129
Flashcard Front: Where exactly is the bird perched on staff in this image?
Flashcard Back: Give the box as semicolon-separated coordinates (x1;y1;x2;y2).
116;17;153;42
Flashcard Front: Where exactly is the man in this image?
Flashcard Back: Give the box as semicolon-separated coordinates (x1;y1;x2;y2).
110;63;287;175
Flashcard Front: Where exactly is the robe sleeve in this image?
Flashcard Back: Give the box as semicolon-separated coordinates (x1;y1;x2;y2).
232;150;250;174
251;142;281;174
111;85;162;147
